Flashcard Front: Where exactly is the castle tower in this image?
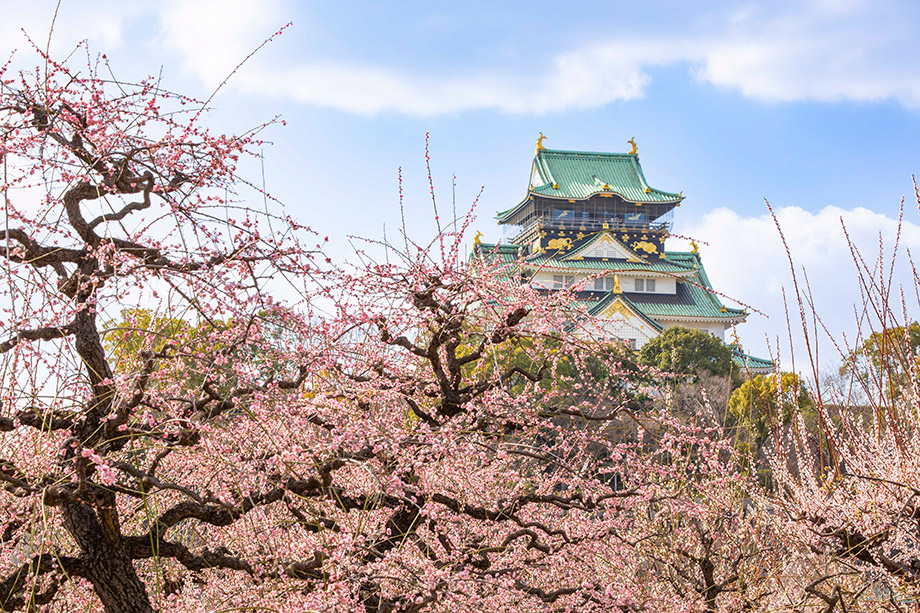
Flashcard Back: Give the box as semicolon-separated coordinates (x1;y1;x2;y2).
475;138;773;373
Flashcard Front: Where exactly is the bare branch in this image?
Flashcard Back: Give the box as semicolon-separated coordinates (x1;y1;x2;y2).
0;323;75;354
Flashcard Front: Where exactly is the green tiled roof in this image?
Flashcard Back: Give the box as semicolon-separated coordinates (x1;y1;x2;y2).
732;347;775;372
626;280;745;320
472;242;520;264
666;252;716;286
471;242;748;323
522;255;697;274
529;149;682;203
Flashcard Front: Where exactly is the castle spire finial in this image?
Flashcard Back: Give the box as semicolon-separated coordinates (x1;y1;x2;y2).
627;137;637;155
536;132;547;152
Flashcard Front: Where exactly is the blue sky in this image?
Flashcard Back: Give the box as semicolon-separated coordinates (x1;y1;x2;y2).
3;0;919;371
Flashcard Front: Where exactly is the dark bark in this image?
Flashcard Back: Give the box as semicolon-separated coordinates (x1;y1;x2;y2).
60;499;153;613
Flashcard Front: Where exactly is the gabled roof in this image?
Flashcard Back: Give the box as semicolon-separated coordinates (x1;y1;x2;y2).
522;255;698;275
587;292;664;332
471;242;520;264
558;231;640;261
513;232;698;276
497;147;683;222
471;242;748;324
666;252;716;286
559;249;746;323
529;149;682;203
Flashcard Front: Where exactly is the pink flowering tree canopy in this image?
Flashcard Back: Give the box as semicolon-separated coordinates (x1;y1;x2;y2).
9;42;915;613
0;47;760;612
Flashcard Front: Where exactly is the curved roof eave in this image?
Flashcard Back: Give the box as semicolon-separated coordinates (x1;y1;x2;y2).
653;314;749;324
496;191;684;223
529;190;683;205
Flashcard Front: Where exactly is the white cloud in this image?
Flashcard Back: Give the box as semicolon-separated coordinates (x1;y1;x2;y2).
153;1;654;116
157;0;286;91
0;1;134;56
141;0;920;115
4;0;920;115
151;12;677;115
695;1;920;106
234;53;650;116
674;204;920;371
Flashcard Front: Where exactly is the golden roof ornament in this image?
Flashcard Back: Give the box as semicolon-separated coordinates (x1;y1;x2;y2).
690;240;698;254
627;137;637;155
536;132;547;152
613;274;622;294
473;231;483;245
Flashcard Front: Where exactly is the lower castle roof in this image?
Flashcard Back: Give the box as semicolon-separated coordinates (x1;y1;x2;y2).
473;242;746;323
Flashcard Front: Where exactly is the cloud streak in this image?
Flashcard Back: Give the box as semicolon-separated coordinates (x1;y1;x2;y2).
151;0;920;115
3;0;918;115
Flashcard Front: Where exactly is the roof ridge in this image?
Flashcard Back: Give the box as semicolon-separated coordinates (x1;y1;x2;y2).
538;148;634;158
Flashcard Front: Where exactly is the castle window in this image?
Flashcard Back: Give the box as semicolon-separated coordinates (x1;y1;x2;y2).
595;277;618;291
554;275;575;289
589;246;620;258
634;278;656;292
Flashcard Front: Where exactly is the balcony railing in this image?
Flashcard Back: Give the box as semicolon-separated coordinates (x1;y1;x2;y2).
504;214;670;243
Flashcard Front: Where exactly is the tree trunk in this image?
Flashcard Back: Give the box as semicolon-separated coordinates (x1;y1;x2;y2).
62;500;153;613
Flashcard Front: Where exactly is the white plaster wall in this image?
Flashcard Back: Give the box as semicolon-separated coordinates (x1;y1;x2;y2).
529;271;592;290
584;273;677;295
659;320;729;341
529;270;678;295
630;276;676;294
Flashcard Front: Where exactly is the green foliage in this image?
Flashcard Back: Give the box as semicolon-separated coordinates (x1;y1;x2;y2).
104;308;293;398
638;326;733;377
453;328;650;415
105;308;204;378
729;372;812;447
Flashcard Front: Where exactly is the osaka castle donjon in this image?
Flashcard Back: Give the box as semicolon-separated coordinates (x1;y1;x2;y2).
475;135;773;373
